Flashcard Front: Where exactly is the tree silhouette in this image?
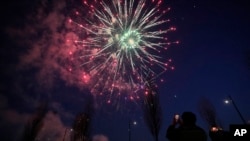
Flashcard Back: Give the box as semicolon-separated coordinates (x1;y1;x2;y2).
198;98;233;141
197;97;222;128
143;78;162;141
71;95;94;141
21;102;48;141
71;113;91;141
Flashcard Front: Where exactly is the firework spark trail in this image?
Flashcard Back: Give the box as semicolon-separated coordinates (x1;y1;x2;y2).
68;0;178;104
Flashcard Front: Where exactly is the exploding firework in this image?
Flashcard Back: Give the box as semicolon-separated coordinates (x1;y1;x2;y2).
68;0;178;104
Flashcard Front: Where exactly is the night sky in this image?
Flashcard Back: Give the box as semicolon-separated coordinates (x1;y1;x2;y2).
1;0;250;141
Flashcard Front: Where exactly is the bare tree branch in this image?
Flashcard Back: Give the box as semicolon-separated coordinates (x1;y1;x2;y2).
143;77;162;141
197;97;222;128
21;101;48;141
71;95;94;141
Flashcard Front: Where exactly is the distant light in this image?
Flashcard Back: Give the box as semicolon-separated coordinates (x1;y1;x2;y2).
224;99;230;104
211;127;218;132
133;121;137;125
210;127;222;132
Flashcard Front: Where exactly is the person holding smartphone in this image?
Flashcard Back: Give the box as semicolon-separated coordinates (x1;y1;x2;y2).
166;112;207;141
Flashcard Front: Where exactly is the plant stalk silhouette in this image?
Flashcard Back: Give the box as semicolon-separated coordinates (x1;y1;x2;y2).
143;77;162;141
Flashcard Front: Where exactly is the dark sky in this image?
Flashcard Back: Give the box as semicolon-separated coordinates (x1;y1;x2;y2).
1;0;250;141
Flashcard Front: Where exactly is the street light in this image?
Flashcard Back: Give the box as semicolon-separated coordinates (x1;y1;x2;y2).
224;95;247;124
132;121;137;125
223;99;230;104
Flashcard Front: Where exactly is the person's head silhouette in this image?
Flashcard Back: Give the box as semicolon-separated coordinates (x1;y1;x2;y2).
181;112;197;126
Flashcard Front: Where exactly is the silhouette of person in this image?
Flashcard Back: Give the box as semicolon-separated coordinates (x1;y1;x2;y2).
166;112;207;141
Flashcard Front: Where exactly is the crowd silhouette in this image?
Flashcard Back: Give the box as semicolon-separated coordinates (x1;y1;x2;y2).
166;112;207;141
165;111;235;141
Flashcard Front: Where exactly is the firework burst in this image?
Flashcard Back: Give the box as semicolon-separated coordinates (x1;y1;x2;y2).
68;0;178;104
